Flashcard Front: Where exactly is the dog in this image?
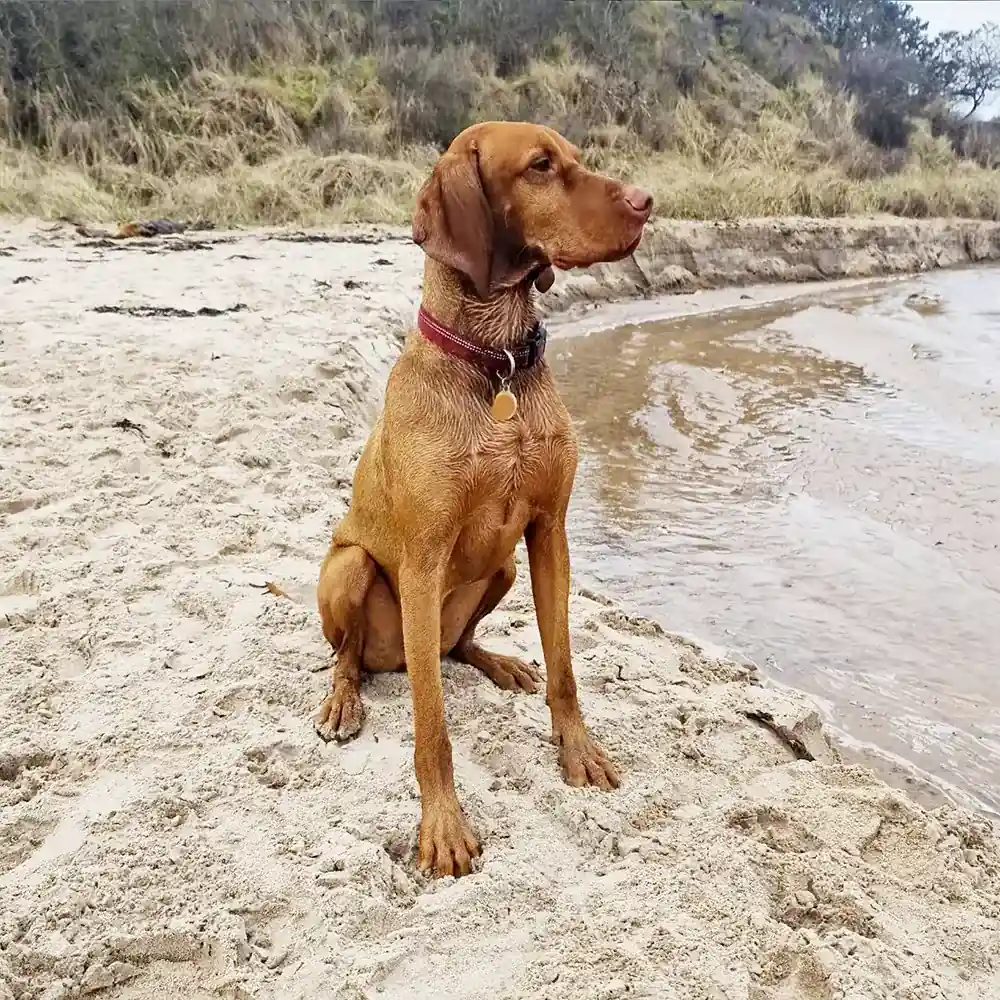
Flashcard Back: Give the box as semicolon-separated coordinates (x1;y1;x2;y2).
315;120;653;877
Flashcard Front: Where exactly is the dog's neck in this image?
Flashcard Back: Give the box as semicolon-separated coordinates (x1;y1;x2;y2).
420;259;537;351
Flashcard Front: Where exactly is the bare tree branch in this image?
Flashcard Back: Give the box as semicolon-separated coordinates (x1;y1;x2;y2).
939;23;1000;120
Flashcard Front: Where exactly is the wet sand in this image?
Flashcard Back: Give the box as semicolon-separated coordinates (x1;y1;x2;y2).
2;219;1000;1000
552;268;1000;815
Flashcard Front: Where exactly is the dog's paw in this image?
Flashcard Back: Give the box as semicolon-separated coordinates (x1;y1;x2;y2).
418;805;480;878
475;652;542;693
555;731;620;791
314;684;365;743
456;642;542;693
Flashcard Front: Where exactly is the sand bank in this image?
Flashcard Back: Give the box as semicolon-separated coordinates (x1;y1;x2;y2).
1;216;998;1000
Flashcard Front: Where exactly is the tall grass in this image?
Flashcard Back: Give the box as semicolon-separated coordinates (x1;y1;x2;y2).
1;0;999;226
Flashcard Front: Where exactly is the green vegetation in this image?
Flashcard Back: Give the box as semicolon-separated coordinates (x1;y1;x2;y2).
1;0;999;225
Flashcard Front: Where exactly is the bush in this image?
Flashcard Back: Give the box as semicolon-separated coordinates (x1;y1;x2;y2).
378;45;486;147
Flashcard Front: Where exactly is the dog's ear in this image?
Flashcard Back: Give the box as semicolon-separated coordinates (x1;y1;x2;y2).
412;141;552;298
412;144;494;299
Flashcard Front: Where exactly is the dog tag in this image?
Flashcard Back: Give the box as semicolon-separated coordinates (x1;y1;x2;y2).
491;389;518;421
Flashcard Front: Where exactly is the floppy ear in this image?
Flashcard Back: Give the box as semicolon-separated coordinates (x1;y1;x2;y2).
411;142;553;298
411;144;494;299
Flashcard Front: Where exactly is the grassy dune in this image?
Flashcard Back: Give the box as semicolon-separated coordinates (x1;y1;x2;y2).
2;0;999;226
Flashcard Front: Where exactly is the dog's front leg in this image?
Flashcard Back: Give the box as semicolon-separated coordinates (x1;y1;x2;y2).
398;559;481;877
525;513;620;790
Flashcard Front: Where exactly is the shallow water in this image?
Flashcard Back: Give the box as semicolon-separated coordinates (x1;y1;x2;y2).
553;268;1000;815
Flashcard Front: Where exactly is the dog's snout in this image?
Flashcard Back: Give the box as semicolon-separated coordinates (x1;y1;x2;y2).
623;185;653;217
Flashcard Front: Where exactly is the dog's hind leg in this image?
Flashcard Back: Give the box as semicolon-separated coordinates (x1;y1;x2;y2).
314;544;377;742
450;556;542;693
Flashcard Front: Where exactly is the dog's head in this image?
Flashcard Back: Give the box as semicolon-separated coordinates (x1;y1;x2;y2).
412;121;653;300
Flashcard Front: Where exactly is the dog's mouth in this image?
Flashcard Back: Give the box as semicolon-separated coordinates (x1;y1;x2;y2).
623;231;644;256
611;224;649;262
553;228;646;271
551;213;648;271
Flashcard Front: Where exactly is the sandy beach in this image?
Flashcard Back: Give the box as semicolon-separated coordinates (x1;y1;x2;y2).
2;217;999;1000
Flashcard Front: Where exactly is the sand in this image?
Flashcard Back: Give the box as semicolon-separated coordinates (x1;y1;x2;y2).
1;217;999;1000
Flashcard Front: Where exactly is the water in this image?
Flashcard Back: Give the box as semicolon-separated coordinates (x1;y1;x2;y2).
552;268;1000;815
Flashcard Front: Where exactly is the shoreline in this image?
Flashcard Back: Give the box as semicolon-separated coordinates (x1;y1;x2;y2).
2;216;999;999
534;214;1000;319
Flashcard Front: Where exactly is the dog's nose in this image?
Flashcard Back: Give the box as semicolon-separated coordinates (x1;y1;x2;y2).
623;185;653;216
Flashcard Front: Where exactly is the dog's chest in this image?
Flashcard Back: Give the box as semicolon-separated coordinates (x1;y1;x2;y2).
475;416;547;493
449;420;556;581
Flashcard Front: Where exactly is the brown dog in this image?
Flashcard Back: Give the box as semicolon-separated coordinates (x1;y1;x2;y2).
315;121;652;877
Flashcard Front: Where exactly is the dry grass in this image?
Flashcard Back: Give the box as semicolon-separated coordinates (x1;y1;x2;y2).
7;136;1000;228
0;143;431;226
5;75;999;228
2;0;1000;227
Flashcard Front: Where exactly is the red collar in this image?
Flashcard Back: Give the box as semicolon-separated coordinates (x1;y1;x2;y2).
417;306;547;380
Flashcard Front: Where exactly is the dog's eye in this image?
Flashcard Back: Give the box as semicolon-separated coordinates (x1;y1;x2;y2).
530;156;552;172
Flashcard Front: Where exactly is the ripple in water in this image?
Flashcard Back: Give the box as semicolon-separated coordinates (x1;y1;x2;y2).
553;267;1000;815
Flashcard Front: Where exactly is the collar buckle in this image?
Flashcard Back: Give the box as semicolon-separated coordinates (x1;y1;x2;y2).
523;321;547;369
